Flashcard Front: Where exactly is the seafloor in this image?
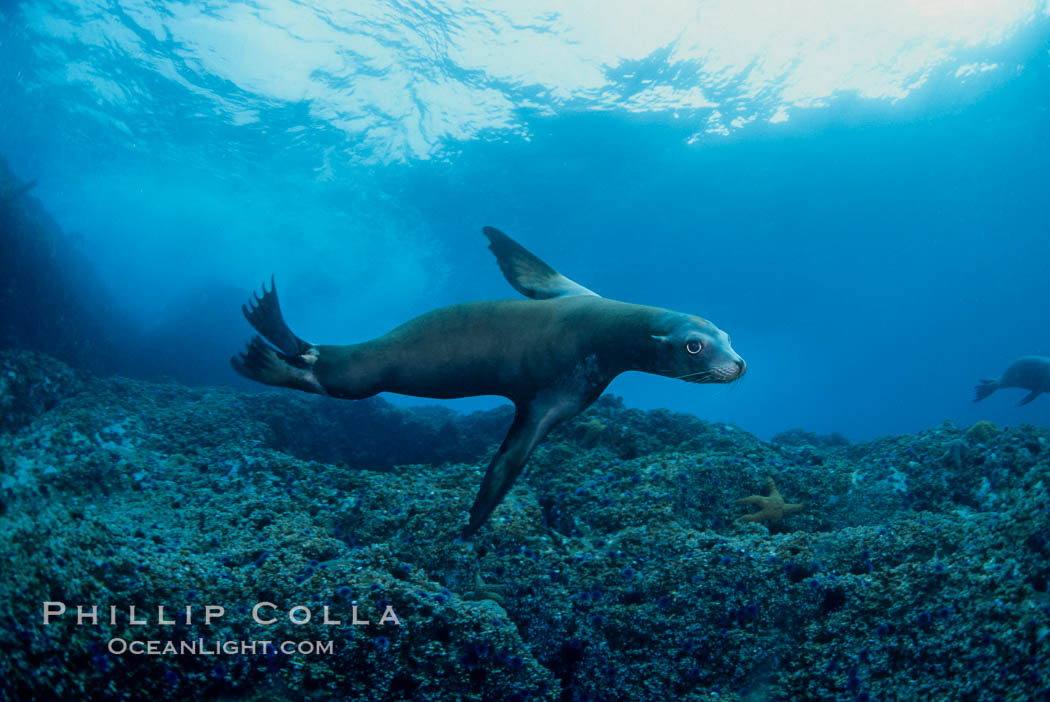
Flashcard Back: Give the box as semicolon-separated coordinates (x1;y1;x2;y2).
0;349;1047;702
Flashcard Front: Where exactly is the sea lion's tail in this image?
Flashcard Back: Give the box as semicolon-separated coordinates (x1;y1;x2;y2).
973;379;998;402
231;279;326;395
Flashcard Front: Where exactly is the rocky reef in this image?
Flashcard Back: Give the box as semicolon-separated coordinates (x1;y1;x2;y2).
0;349;1047;701
0;159;127;375
0;157;259;389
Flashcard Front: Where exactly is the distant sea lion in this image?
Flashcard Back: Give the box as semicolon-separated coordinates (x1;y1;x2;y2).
232;227;745;536
974;356;1050;406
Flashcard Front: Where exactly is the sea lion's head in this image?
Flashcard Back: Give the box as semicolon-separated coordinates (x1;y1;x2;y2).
647;313;745;384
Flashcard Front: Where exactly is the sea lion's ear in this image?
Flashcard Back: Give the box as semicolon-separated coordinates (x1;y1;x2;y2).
483;227;599;299
650;334;668;342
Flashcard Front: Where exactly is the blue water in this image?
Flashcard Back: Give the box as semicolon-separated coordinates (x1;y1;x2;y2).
1;1;1049;439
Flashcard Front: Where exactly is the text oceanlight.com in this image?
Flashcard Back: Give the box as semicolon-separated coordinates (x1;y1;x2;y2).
107;638;333;656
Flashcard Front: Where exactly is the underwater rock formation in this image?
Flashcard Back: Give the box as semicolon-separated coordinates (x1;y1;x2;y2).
0;160;255;389
0;350;1047;700
0;157;127;374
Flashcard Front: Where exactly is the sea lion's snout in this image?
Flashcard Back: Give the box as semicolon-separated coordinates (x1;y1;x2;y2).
727;357;747;380
729;357;746;380
710;354;746;383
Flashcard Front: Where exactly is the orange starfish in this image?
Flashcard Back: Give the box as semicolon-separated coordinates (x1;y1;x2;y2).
737;477;804;523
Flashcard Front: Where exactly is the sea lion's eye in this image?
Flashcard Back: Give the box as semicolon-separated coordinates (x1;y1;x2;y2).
686;340;703;355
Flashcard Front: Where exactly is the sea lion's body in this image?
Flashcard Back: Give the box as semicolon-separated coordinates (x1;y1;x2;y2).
233;227;745;535
975;356;1050;406
317;297;686;401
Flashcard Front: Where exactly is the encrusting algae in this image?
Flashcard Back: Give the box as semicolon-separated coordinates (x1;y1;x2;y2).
0;350;1048;701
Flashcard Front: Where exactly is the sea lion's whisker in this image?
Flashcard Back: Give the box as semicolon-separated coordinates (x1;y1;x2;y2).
675;371;714;382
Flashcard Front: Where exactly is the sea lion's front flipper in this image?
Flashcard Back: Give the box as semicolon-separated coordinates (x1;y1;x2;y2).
1018;389;1041;406
483;226;599;299
462;399;576;537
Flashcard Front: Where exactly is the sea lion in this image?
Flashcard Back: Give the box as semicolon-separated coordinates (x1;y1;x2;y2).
232;227;745;536
974;356;1050;406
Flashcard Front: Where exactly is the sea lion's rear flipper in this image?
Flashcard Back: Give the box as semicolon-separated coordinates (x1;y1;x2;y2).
231;279;326;395
462;399;576;537
973;379;998;402
483;226;599;299
240;277;311;358
1017;389;1041;406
